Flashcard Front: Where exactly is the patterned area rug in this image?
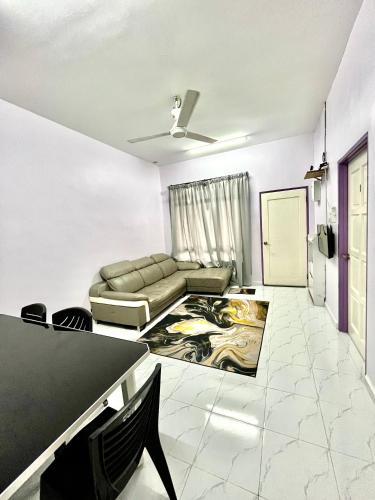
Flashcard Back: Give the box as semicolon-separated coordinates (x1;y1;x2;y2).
139;295;269;377
228;286;256;295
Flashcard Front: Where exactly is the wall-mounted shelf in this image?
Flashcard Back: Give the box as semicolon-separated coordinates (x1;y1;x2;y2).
304;166;328;180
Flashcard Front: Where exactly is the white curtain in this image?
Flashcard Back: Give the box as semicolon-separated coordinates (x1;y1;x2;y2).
169;172;251;285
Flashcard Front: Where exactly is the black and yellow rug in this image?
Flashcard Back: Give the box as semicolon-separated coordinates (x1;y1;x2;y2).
228;286;256;295
139;295;269;377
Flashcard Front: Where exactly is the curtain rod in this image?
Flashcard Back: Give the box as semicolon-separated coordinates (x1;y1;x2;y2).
168;171;249;190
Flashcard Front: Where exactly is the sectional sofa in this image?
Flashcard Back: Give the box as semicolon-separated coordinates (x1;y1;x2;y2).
89;253;232;329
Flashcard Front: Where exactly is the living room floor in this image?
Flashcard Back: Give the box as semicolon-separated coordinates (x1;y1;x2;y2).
15;287;375;500
96;286;375;500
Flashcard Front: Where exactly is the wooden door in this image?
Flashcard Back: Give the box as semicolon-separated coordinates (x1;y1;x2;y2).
261;188;307;286
348;149;367;357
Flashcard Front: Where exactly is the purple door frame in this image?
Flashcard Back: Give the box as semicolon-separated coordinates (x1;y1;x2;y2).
260;186;309;286
338;133;368;332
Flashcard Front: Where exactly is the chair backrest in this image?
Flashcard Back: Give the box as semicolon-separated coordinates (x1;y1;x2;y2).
21;303;47;324
89;364;162;498
52;307;93;332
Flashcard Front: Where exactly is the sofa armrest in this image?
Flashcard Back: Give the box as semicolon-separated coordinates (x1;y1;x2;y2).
89;281;109;297
101;291;149;302
89;293;150;324
176;261;201;270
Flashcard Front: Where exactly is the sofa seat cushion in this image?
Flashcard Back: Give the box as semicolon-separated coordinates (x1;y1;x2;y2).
158;273;187;289
140;277;185;311
172;270;196;279
186;267;232;293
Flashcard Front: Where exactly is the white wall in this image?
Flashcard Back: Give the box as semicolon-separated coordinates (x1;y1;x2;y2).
312;0;375;379
0;99;165;318
159;134;314;284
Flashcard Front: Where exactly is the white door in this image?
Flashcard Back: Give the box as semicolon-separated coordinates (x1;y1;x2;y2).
348;149;367;357
261;188;307;286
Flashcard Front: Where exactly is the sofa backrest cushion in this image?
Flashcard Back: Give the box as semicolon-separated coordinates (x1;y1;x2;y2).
100;260;134;281
100;253;179;293
176;261;201;270
138;263;163;286
108;271;144;293
157;258;178;277
150;253;170;263
132;256;154;270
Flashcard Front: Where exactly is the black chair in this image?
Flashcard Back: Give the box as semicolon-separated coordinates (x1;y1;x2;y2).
40;364;177;500
21;303;47;324
52;307;93;332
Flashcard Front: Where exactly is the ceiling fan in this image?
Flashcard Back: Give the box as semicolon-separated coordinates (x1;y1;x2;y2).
128;90;217;144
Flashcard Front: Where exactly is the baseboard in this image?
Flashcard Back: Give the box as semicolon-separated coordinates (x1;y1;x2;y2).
324;302;338;328
364;375;375;403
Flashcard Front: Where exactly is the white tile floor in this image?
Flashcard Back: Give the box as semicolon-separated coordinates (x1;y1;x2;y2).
14;287;375;499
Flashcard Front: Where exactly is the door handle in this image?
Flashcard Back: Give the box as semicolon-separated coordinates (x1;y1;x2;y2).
263;241;269;246
341;253;350;261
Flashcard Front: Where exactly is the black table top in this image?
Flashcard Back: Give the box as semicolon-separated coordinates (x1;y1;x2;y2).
0;314;148;495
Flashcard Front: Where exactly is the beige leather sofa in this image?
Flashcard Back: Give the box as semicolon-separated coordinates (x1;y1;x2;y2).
89;253;232;329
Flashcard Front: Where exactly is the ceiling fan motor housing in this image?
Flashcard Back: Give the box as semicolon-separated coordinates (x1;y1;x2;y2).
170;125;187;138
128;90;216;144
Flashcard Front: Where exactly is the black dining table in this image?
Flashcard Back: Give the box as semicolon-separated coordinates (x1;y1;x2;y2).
0;314;149;499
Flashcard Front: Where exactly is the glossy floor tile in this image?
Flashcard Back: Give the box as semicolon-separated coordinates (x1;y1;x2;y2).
259;430;339;500
159;398;210;464
267;359;317;398
313;367;373;411
181;467;257;500
194;412;262;494
16;286;375;499
264;388;327;447
121;452;191;499
170;363;224;411
268;339;311;367
320;400;375;461
212;372;266;426
330;450;375;500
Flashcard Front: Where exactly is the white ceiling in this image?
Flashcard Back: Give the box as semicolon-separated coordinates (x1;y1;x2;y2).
0;0;362;165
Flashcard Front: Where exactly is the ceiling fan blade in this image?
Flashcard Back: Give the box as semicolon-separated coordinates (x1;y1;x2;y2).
177;90;200;127
186;131;217;144
128;132;169;143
